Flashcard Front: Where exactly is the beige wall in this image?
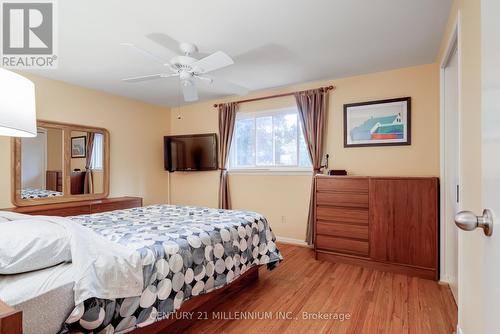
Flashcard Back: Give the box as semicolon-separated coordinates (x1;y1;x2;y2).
1;62;441;242
92;170;104;194
0;73;171;208
169;63;440;241
438;0;483;332
46;127;63;171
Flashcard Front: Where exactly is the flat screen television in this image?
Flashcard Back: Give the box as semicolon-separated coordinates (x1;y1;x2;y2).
164;133;218;172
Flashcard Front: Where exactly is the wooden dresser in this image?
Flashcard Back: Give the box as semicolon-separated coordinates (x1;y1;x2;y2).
46;170;63;192
314;176;438;280
6;196;143;216
71;171;86;195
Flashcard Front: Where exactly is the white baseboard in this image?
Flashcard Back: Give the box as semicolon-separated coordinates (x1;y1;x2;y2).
275;236;312;248
438;279;450;286
457;325;463;334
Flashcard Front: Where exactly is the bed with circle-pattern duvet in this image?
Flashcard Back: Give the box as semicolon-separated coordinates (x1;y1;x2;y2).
59;204;283;333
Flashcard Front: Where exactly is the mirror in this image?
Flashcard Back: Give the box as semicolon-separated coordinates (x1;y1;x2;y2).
12;120;110;206
21;126;64;200
70;130;105;195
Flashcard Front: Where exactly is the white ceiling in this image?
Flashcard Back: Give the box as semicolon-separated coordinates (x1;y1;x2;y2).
28;0;452;107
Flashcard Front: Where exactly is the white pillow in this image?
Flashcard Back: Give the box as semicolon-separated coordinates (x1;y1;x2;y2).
0;219;72;274
0;211;33;223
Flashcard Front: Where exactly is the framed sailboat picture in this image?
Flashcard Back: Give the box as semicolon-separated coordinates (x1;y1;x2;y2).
344;97;411;147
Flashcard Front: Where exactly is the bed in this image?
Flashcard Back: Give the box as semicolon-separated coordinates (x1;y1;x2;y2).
20;188;63;200
0;264;75;334
0;204;283;334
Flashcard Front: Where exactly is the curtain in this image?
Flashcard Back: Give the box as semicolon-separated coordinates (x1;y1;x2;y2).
83;132;95;194
295;88;328;245
218;102;238;209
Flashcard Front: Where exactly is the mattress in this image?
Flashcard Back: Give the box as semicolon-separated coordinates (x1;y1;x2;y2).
0;263;75;334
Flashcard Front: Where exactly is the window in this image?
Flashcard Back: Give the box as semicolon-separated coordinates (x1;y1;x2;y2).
90;133;104;170
229;107;312;171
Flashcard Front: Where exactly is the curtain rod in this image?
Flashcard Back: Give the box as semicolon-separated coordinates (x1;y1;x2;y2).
213;85;335;108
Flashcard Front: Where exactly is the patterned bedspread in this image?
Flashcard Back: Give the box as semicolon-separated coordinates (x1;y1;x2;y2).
61;204;282;333
21;188;63;199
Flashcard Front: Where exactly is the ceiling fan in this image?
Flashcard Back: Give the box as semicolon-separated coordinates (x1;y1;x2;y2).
121;34;249;102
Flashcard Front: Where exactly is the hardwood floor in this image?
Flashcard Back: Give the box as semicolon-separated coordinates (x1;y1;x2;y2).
185;243;457;334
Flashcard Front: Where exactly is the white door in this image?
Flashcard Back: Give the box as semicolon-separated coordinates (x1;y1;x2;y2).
443;44;460;301
455;1;500;333
481;0;500;332
21;128;47;189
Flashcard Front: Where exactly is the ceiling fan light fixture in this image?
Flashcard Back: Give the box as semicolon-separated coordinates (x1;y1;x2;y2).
121;34;249;103
179;71;194;81
181;78;193;87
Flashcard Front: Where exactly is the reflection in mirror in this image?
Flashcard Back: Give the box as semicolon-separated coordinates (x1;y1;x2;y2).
70;131;104;195
21;127;64;199
13;120;109;206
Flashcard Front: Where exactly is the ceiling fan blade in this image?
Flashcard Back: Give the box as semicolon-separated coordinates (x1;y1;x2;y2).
146;33;181;55
182;81;199;102
192;51;234;74
120;43;170;66
199;76;248;96
122;73;177;83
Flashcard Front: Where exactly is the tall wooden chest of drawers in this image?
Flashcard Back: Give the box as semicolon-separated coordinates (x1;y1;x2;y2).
314;175;438;280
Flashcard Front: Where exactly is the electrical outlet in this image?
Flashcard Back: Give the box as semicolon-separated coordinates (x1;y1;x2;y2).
281;216;286;224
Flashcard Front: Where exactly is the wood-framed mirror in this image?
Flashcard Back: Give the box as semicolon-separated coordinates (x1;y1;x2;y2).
12;120;110;206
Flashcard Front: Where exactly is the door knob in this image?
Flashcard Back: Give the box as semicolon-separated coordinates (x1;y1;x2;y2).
455;209;494;236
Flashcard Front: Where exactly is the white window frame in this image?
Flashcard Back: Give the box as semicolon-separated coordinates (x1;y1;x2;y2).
228;107;313;174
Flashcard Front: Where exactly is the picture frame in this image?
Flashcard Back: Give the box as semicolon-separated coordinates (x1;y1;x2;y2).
344;97;411;147
71;136;87;158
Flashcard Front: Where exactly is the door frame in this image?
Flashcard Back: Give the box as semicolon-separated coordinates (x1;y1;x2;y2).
439;12;462;287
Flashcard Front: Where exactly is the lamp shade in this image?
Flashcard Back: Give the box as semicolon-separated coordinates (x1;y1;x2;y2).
0;68;37;137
